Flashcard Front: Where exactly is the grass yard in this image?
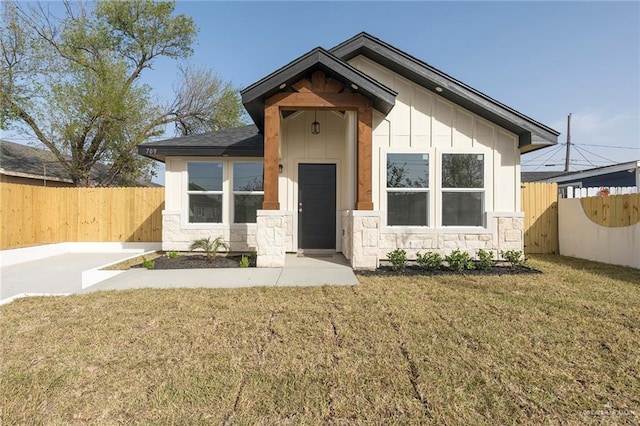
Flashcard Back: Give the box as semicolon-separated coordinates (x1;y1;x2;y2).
1;255;639;424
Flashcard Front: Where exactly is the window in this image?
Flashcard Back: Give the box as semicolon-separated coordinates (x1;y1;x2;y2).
386;153;429;226
441;154;484;226
233;162;263;223
187;162;223;223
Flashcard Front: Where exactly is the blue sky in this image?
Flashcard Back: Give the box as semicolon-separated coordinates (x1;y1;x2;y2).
6;1;640;184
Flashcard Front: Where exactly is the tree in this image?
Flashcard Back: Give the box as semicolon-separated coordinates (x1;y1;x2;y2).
1;0;245;186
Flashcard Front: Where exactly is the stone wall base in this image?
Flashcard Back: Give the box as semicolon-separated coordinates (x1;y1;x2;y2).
161;211;257;252
256;210;293;268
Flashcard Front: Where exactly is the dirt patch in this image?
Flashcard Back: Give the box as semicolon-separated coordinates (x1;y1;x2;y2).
356;262;541;277
135;254;256;269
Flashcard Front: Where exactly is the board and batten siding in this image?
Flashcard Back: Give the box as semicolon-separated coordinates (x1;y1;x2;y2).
349;56;521;218
279;109;354;252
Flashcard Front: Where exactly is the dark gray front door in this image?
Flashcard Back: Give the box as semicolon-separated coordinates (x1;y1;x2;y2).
298;164;336;249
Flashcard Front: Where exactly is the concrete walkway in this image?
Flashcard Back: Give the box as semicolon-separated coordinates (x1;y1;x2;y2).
0;252;144;302
1;252;358;303
83;253;358;293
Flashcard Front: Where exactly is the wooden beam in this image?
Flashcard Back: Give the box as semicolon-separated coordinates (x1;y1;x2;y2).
292;79;313;93
263;104;280;210
266;92;371;110
324;78;344;93
356;105;373;210
311;70;326;92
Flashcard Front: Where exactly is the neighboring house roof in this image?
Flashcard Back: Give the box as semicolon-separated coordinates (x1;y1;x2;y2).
532;160;640;185
1;139;159;186
330;33;559;153
521;171;569;182
139;125;263;162
0;139;74;183
241;47;397;133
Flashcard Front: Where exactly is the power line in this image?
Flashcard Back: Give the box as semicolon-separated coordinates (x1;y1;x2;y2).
573;145;618;164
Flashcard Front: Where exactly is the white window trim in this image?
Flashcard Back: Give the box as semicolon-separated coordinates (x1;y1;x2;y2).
381;148;433;229
439;152;487;228
232;161;264;224
186;160;224;225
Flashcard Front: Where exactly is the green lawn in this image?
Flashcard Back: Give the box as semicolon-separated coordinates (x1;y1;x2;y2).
1;255;639;424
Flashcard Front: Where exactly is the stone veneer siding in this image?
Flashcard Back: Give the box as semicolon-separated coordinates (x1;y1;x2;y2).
256;210;293;268
342;211;524;270
161;211;257;252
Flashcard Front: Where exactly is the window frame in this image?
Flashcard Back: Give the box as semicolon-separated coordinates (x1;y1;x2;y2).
385;151;431;228
186;161;224;224
232;161;264;224
440;152;486;228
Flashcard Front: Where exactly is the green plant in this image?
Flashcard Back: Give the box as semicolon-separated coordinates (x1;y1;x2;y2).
189;236;230;260
475;249;496;270
445;249;474;272
386;248;407;272
239;255;250;268
141;256;155;270
501;250;526;267
167;251;179;259
416;251;443;270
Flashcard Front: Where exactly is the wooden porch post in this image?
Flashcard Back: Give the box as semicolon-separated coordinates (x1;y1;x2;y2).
356;104;373;210
263;103;280;210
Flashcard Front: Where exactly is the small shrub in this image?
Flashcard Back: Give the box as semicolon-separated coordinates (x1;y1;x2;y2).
141;256;155;270
189;236;230;260
239;255;250;268
445;249;474;272
475;249;496;270
167;251;179;259
416;251;443;270
501;250;526;267
387;248;407;272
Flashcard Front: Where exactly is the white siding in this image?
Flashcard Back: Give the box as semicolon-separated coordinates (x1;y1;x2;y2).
349;56;521;225
280;110;351;251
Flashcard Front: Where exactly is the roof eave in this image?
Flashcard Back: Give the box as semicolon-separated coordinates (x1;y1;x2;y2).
241;48;397;132
331;33;560;149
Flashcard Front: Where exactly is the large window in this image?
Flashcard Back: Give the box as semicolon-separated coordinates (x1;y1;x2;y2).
441;154;484;226
386;153;429;226
188;162;223;223
233;162;264;223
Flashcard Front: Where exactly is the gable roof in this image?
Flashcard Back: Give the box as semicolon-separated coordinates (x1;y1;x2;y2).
330;32;559;153
138;125;263;162
240;47;397;132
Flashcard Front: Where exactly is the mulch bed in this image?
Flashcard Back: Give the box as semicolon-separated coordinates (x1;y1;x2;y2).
356;263;542;277
136;254;256;269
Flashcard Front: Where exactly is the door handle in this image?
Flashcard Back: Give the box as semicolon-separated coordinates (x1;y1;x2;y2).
299;202;303;213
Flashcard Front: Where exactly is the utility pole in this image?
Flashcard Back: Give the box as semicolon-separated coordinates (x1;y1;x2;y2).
564;113;571;172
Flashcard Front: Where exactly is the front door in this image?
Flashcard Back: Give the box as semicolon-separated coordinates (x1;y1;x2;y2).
298;164;336;249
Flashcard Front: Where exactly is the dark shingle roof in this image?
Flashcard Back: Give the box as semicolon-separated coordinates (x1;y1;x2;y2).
521;171;568;182
0;139;73;182
137;125;263;162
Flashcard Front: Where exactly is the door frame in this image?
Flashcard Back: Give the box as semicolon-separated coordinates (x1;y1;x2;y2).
293;159;341;252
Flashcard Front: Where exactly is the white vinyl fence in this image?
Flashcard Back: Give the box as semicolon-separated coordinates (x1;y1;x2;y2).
562;186;637;199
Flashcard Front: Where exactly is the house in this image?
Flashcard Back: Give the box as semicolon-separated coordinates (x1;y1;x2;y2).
1;139;75;187
523;161;640;197
138;32;559;269
1;139;160;188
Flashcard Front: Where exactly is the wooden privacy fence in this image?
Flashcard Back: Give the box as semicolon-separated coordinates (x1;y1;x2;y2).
579;193;640;227
0;184;164;250
521;182;559;254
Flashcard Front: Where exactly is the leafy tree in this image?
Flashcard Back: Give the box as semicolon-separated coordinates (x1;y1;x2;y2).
1;0;245;186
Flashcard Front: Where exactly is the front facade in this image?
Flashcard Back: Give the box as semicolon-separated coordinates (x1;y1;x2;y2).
140;33;559;269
